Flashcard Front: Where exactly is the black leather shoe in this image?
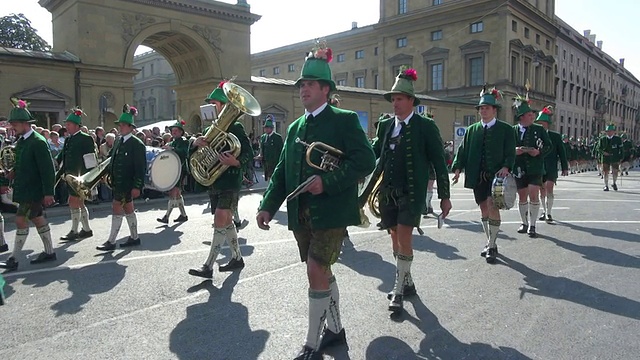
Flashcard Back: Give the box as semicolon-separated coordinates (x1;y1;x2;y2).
317;328;347;351
60;231;79;241
294;345;321;360
480;244;498;257
78;229;93;239
30;252;57;264
546;214;553;223
528;226;537;238
612;183;618;191
219;258;245;272
120;237;141;248
539;212;546;221
0;243;8;254
387;284;417;300
388;294;403;312
96;241;116;251
157;216;169;224
626;171;629;175
188;265;213;279
603;186;609;191
517;224;528;233
485;247;497;263
174;215;188;222
0;256;18;271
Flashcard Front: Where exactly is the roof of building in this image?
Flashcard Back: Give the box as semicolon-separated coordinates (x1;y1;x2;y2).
0;47;80;62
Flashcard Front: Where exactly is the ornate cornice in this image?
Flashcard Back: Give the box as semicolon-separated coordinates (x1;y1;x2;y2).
124;0;261;25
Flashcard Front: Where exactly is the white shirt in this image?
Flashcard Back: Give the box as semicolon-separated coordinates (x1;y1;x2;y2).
518;124;527;140
304;102;328;120
389;112;413;150
480;118;497;129
21;129;34;140
122;133;133;143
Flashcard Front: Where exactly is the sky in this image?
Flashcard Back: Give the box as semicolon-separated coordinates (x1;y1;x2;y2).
2;0;640;76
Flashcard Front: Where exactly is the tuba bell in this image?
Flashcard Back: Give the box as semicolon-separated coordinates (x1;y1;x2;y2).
190;82;261;187
357;159;383;227
0;145;16;173
63;157;112;200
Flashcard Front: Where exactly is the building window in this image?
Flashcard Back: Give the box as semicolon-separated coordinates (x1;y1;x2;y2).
259;69;265;76
511;55;518;83
563;49;566;59
374;74;379;89
398;0;407;14
355;50;364;59
397;37;407;48
470;21;483;33
512;20;517;32
288;64;295;72
560;125;563;134
463;115;476;126
374;47;378;56
546;39;551;50
535;34;540;44
431;30;443;41
524;27;530;38
469;56;484;86
430;63;444;90
337;53;345;62
150;89;154;95
355;76;365;88
433;0;442;5
337;79;346;86
273;67;280;75
570;54;574;63
150;64;154;76
141;66;145;78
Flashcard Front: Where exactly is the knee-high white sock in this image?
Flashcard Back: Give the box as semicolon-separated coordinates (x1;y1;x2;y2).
80;206;91;231
546;193;554;216
392;254;413;295
604;173;609;187
481;217;490;240
306;289;330;350
125;213;138;239
224;223;242;260
426;190;434;209
107;214;124;244
529;202;540;227
204;227;227;267
10;228;29;258
612;171;618;184
70;208;81;233
0;214;5;247
178;196;187;217
392;250;413;285
163;199;175;218
519;202;529;225
326;275;343;333
540;193;546;215
488;219;501;248
37;224;54;254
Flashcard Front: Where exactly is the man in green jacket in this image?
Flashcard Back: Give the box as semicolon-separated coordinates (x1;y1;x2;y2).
535;106;569;223
157;118;190;224
259;114;284;182
0;99;56;271
372;67;451;312
257;41;375;360
452;87;515;263
620;133;633;176
96;105;147;251
596;123;623;191
58;107;97;241
189;80;254;277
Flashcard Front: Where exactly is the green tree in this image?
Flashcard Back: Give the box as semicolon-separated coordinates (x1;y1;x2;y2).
0;13;51;52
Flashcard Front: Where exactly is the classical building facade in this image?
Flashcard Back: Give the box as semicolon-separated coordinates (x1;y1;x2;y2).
555;18;640;140
132;50;177;126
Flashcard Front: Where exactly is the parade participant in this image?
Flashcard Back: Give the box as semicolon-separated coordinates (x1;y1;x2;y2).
371;67;451;312
422;112;437;216
188;80;254;277
259;114;284;182
452;87;515;263
96;105;146;251
257;40;375;359
513;96;552;238
595;123;623;191
620;133;633;176
0;170;9;254
157;118;190;224
535;106;569;223
0;99;56;271
58;107;97;241
568;137;578;174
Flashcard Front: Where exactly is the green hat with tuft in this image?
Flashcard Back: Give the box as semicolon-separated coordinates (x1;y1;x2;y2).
384;66;420;106
294;39;336;92
115;104;138;127
535;105;554;124
8;98;36;123
168;117;186;132
605;123;616;131
476;85;503;109
263;114;275;128
205;81;229;104
562;134;568;140
65;107;85;125
512;93;535;121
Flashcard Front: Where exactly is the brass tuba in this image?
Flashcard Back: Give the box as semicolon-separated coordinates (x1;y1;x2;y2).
63;157;112;200
0;145;16;173
190;82;261;187
357;159;383;227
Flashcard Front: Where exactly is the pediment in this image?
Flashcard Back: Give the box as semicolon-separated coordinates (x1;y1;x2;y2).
421;47;450;57
387;53;414;63
523;45;536;54
459;40;491;50
262;103;288;115
12;85;71;102
509;39;525;48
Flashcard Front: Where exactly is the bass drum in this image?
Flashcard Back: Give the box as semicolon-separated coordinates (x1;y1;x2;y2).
145;146;182;192
491;174;517;210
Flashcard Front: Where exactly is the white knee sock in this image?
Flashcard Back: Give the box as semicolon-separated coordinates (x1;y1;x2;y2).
70;208;81;233
204;227;227;267
540;194;546;215
392;254;413;295
306;289;330;350
0;214;5;247
80;206;91;231
107;214;124;244
612;171;618;184
177;196;187;217
163;199;175;219
426;190;434;209
326;275;343;333
604;173;609;187
519;202;529;225
37;224;54;254
481;217;490;240
225;223;242;260
488;219;501;248
546;193;554;216
10;228;29;258
529;202;540;227
125;213;138;239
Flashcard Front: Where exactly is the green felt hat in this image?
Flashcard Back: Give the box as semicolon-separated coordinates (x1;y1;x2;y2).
294;39;336;91
513;93;535;121
263;114;275;128
8;98;36;123
476;86;503;109
65;107;85;125
384;66;419;106
205;81;229;104
115;104;138;127
168;117;186;132
605;123;616;131
535;105;553;124
562;134;568;140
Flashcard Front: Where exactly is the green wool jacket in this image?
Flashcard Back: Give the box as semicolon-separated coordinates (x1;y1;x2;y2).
56;131;97;176
563;142;574;161
513;123;553;176
259;105;376;230
543;130;569;175
167;136;190;175
452;120;516;189
108;135;147;193
13;131;55;203
260;131;284;165
595;135;623;164
622;140;633;161
372;114;451;215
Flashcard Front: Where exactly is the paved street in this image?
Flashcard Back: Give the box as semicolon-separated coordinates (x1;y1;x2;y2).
0;170;639;360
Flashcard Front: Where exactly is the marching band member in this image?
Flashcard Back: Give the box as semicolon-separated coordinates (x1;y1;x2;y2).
620;133;633;176
259;114;284;182
535;106;569;223
452;87;515;264
188;81;253;277
422;112;437;216
0;172;9;254
595;124;623;191
257;41;375;359
96;105;146;251
513;96;552;238
58;107;97;241
157;118;190;224
0;100;56;271
373;67;451;312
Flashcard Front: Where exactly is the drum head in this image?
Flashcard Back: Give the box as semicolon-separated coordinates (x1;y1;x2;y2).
149;150;182;192
502;174;518;210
